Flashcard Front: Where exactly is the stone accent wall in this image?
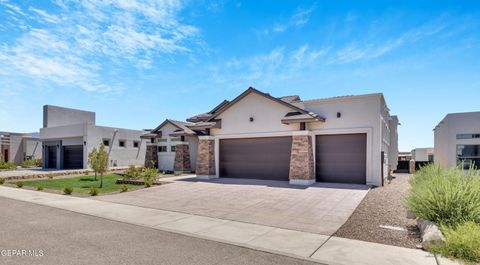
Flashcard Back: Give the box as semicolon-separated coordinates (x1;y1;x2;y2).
145;145;158;168
196;138;215;176
174;143;191;173
289;135;314;181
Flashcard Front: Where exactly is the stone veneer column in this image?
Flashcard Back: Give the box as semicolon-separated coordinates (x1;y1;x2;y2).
145;144;158;168
174;143;191;173
289;132;315;185
195;136;216;179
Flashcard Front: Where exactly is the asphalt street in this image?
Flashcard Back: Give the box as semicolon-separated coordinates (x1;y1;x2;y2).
0;197;318;265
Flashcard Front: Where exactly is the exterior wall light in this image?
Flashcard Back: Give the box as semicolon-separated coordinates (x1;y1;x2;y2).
337;112;342;118
249;117;254;122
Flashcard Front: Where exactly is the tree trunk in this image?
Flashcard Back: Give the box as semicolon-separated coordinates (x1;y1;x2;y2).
100;174;103;188
94;171;97;181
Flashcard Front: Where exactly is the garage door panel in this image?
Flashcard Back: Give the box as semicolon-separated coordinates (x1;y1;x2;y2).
220;137;292;181
315;134;366;184
63;145;83;169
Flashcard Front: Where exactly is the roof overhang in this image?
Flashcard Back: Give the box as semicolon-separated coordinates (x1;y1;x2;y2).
140;133;161;139
281;112;326;124
186;120;221;130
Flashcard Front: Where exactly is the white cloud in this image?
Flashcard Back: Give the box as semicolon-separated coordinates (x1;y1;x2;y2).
262;5;315;35
29;7;60;23
0;0;199;93
210;44;327;88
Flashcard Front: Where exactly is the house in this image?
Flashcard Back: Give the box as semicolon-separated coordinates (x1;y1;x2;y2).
411;148;434;162
40;105;147;169
398;152;412;161
0;131;42;165
142;119;199;172
146;87;399;186
434;111;480;169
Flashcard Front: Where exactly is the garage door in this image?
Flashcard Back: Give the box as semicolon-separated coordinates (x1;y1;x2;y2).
47;146;57;168
220;137;292;180
63;145;83;169
315;134;366;184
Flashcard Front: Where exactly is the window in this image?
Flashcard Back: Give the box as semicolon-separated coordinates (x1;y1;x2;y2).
119;140;126;147
158;138;167;142
170;137;181;142
171;146;176;152
457;145;480;169
133;141;139;148
456;134;480;139
150;138;155;144
158;146;167;152
428;154;434;162
103;139;110;146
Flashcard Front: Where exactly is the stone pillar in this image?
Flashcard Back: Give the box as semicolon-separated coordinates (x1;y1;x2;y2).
196;136;216;179
289;133;315;185
145;144;158;168
409;159;416;174
174;143;191;173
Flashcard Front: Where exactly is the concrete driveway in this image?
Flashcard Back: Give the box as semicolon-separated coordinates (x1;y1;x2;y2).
96;177;369;235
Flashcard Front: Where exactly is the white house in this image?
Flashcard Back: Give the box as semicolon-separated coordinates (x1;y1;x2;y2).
173;87;400;187
40;105;147;169
434;111;480;169
411;148;434;162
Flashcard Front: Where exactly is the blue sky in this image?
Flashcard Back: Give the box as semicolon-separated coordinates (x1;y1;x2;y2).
1;0;479;151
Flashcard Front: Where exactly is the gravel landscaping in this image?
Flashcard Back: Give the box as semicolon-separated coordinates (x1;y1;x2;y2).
335;173;422;249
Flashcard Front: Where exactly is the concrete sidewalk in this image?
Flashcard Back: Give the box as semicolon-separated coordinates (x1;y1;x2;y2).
0;186;457;265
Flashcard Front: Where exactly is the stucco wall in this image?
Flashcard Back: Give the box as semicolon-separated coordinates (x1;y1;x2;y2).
24;138;42;160
86;125;146;168
411;148;433;162
43;105;95;128
211;92;300;135
434;112;480;168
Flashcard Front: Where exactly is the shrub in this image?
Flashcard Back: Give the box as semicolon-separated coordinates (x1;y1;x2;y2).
406;164;480;226
125;165;142;179
0;178;4;185
144;178;153;188
120;184;128;192
47;173;54;179
36;186;44;191
16;181;23;188
20;159;42;168
0;161;16;170
430;222;480;263
63;186;73;195
143;167;159;181
89;187;99;196
174;171;181;176
84;170;91;176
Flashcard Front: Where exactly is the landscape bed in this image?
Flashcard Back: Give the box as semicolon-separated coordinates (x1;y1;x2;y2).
13;174;142;195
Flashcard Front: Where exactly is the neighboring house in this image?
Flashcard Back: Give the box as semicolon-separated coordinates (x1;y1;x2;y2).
142;119;199;172
398;152;412;161
40;105;147;170
434;111;480;169
0;131;42;165
146;87;399;186
411;148;434;162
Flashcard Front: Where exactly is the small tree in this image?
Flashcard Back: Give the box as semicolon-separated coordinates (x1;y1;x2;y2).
88;144;109;188
88;147;99;181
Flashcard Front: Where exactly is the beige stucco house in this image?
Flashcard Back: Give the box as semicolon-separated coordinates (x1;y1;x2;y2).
434;111;480;169
146;87;399;187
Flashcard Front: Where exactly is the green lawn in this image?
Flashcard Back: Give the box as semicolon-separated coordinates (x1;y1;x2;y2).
19;174;141;194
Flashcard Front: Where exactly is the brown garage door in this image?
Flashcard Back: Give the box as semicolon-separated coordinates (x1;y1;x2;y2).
220;137;292;181
315;134;366;184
